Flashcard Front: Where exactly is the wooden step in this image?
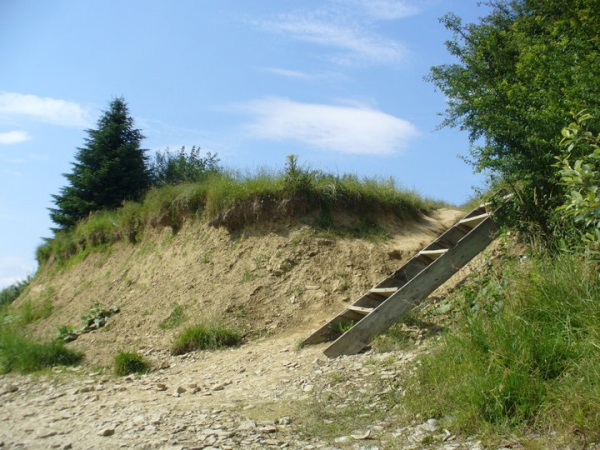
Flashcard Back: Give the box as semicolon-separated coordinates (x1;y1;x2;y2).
418;249;448;261
369;287;398;296
458;213;489;228
347;306;374;315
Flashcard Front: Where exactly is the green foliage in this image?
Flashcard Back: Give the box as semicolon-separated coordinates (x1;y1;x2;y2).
150;146;220;187
0;276;32;307
50;97;150;230
429;0;600;241
113;350;150;376
0;326;83;374
556;112;600;243
171;322;242;355
404;252;600;439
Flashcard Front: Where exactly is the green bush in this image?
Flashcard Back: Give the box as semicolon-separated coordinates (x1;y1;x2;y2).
404;252;600;439
171;323;242;355
0;326;83;374
113;350;150;376
150;146;220;187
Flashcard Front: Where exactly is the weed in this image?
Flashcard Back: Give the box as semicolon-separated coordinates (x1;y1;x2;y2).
159;305;186;330
19;299;53;325
328;320;355;334
113;350;150;376
241;269;261;283
171;322;242;355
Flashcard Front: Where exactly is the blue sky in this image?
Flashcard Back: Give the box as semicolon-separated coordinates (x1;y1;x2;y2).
0;0;491;288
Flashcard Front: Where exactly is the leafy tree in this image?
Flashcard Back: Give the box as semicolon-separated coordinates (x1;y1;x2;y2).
50;98;150;230
556;112;600;243
149;146;220;187
428;0;600;240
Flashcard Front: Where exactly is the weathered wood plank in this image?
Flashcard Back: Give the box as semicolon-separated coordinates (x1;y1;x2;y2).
323;216;499;357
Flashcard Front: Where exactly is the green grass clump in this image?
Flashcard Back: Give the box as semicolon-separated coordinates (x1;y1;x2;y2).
113;350;150;376
0;326;83;374
171;322;242;355
159;305;186;330
403;251;600;441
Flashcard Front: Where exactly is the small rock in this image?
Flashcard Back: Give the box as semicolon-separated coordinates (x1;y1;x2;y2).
238;420;256;431
278;416;291;425
334;436;351;443
176;386;186;394
97;428;115;437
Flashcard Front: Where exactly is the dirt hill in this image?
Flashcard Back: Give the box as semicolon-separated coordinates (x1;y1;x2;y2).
16;208;464;368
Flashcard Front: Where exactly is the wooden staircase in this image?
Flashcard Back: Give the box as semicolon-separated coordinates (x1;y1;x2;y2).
303;202;500;357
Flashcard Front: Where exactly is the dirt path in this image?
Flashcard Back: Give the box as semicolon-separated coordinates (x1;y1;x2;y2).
0;332;486;450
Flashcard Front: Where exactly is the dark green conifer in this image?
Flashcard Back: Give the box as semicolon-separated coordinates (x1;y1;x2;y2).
50;97;150;230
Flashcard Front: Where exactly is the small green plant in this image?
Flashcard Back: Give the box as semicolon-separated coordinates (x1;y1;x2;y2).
56;325;79;343
80;302;120;333
159;305;186;330
171;322;242;355
328;320;355;334
113;350;150;376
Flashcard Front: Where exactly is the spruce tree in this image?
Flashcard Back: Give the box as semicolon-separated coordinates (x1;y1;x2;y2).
50;97;150;230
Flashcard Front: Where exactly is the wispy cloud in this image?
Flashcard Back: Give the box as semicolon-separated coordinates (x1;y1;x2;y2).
0;256;35;289
0;130;31;145
0;92;91;128
254;13;407;66
263;68;315;80
237;97;418;155
337;0;420;21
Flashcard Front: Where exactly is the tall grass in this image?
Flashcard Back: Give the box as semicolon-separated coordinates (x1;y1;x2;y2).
0;325;83;373
404;252;600;441
37;157;442;265
171;321;242;355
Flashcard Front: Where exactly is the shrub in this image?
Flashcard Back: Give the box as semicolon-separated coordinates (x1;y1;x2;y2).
171;323;242;355
150;146;220;187
113;350;150;376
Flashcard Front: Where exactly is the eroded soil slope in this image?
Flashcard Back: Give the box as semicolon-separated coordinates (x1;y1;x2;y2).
17;209;464;367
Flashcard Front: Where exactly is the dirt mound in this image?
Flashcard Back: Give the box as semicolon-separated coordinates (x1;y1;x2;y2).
17;208;464;367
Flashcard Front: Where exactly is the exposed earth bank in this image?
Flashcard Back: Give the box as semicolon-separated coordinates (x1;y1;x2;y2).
1;208;496;449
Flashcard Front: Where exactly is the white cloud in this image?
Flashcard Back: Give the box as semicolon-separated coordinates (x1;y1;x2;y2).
0;256;35;289
263;68;315;80
0;130;31;145
0;92;91;128
339;0;420;20
255;15;407;66
238;97;418;155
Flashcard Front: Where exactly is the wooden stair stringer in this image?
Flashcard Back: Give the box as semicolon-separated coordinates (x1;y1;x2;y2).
322;215;499;357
